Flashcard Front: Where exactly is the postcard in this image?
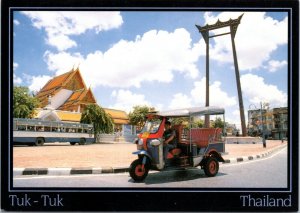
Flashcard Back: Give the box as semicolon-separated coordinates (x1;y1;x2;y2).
1;0;299;211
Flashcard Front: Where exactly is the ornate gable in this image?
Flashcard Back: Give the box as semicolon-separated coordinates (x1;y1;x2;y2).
36;69;75;108
63;69;86;91
82;88;97;103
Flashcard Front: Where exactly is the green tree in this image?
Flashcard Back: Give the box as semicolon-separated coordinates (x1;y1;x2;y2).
174;118;204;129
13;86;40;118
172;117;189;125
129;105;154;130
211;117;225;128
80;104;114;137
193;119;204;128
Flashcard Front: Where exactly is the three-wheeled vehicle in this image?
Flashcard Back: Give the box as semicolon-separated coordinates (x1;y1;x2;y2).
129;106;226;182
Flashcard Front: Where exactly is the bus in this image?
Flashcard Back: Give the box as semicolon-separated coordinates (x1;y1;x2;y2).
13;118;95;146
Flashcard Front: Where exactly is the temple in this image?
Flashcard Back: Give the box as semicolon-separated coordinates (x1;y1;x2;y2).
36;68;96;112
34;68;129;127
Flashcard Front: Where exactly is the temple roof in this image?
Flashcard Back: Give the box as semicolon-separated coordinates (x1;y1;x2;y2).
34;108;81;122
34;108;129;124
104;108;128;120
58;88;96;111
41;70;76;91
36;68;96;109
68;88;87;101
34;68;129;125
56;111;82;122
104;108;129;124
36;69;81;98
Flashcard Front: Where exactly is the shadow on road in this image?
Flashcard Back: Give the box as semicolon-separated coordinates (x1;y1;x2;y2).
128;169;227;185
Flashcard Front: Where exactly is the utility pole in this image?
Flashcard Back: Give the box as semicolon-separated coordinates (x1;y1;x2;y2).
260;102;267;148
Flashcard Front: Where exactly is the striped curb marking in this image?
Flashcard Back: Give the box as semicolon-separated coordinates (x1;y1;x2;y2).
13;144;287;176
222;143;287;164
13;167;130;177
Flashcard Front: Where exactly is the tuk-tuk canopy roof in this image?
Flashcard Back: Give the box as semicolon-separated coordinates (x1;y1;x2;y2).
156;106;225;117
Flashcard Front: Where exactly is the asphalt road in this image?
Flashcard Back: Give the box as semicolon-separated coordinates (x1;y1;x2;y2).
13;147;288;188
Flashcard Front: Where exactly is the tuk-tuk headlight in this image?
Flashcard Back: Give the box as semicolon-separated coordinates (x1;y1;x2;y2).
150;139;161;146
138;138;143;145
137;138;144;150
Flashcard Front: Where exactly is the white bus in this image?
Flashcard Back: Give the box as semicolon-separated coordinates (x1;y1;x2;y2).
13;118;95;146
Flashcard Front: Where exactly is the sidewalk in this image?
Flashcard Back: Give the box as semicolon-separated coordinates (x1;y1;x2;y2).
13;140;287;176
223;140;287;163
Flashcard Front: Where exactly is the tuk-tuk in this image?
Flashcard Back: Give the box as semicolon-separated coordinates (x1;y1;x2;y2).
129;106;226;182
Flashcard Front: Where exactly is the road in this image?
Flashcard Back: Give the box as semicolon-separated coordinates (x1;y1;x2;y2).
13;147;287;188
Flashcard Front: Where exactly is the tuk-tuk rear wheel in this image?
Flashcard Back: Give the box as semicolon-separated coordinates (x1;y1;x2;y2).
204;157;219;177
129;159;149;182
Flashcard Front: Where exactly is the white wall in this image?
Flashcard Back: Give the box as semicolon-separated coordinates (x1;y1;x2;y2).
50;89;73;109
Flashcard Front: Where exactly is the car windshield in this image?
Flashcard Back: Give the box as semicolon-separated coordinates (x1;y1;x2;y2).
140;118;162;134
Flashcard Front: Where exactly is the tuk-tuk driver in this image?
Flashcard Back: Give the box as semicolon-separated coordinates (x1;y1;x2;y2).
163;121;176;164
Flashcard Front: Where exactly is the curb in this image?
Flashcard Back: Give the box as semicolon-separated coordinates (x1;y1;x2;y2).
13;144;287;177
222;143;287;164
14;167;130;177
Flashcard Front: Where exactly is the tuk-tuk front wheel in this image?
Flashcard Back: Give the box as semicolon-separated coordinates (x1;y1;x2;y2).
204;157;219;177
129;159;149;182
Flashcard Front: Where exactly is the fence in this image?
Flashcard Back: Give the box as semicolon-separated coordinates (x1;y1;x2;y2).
97;133;136;143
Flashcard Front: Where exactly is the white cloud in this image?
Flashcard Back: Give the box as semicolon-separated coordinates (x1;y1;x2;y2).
241;73;287;107
201;12;288;71
14;20;20;25
43;51;84;75
226;116;242;130
27;75;52;93
168;93;192;109
109;89;152;113
45;28;201;88
22;11;123;51
267;60;287;72
47;33;77;51
13;74;22;84
231;109;242;124
13;63;22;84
13;62;19;70
231;109;240;116
191;77;237;107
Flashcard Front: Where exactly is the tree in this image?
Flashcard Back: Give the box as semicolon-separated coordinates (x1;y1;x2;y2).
173;118;204;129
13;86;40;118
128;105;154;130
172;117;189;125
80;104;114;137
211;117;225;128
194;119;204;128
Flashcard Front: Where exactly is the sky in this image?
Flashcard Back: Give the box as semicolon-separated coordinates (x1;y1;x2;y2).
13;11;288;130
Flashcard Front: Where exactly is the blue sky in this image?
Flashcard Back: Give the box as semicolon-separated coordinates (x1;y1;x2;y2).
13;11;288;129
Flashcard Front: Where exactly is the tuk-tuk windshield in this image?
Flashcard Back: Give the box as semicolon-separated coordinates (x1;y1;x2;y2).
141;118;162;134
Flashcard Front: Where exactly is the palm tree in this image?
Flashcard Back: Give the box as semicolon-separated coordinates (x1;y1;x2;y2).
80;104;114;141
